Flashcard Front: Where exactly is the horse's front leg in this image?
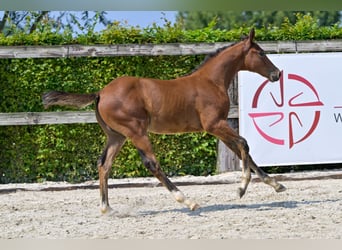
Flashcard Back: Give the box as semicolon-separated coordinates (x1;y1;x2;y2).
247;155;286;193
207;119;285;196
224;136;252;198
236;138;252;198
206;120;252;197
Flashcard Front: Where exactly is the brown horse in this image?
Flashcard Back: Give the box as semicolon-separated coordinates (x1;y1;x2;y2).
42;28;286;214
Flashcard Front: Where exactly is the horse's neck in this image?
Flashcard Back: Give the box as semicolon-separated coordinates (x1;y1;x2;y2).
194;45;244;91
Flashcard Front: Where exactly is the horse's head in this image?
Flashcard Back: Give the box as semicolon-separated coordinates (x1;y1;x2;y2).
242;28;281;82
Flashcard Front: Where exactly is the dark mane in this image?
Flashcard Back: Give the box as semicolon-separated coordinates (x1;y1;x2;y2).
185;41;240;76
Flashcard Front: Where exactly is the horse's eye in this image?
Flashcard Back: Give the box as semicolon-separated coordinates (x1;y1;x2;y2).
259;51;265;57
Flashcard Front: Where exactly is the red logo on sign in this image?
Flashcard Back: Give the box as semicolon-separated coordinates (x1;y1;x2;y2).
248;71;324;148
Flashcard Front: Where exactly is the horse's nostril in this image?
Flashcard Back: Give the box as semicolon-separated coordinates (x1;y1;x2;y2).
270;70;281;82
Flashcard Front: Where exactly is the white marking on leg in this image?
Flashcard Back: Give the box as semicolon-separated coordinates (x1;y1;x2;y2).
172;190;185;203
172;191;200;211
100;202;112;214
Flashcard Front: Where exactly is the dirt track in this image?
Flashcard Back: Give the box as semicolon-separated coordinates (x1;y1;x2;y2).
0;171;341;239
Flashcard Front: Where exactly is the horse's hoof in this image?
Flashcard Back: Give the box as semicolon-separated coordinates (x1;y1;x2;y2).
184;199;200;211
275;183;287;193
100;205;113;215
237;187;246;198
189;202;200;211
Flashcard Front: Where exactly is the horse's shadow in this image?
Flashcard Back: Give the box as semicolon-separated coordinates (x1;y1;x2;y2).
139;198;340;217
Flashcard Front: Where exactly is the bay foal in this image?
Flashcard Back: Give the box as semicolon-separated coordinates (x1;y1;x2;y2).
43;28;286;213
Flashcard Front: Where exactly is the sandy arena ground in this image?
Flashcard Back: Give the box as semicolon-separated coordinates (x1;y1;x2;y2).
0;171;341;239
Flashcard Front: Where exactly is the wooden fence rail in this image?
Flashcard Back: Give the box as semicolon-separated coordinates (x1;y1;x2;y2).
1;40;342;59
0;107;239;126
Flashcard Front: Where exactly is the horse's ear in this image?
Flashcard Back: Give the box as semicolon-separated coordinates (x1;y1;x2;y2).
249;28;255;41
244;28;255;51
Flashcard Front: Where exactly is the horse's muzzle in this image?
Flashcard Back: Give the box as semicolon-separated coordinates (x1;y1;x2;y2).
269;70;281;82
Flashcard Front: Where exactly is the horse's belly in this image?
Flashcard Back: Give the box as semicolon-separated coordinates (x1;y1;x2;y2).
148;116;202;134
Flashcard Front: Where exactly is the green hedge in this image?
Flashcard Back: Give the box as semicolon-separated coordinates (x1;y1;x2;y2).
1;14;342;183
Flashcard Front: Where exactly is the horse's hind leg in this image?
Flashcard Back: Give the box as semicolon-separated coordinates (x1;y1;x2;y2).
98;132;126;214
132;134;200;211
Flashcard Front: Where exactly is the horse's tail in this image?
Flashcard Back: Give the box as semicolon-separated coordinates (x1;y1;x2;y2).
42;91;97;109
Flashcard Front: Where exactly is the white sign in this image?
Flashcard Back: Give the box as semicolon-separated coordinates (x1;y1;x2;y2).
239;53;342;166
